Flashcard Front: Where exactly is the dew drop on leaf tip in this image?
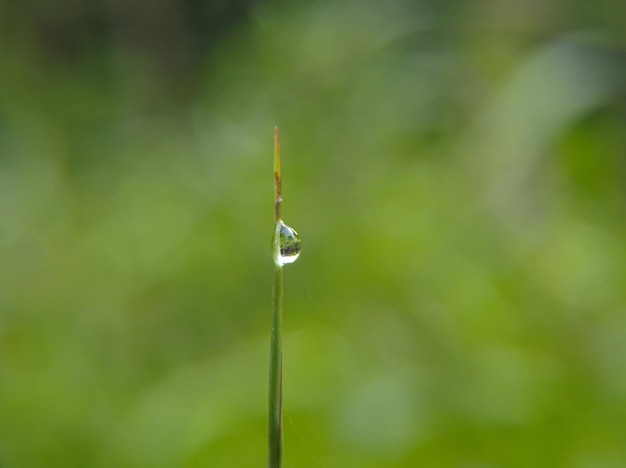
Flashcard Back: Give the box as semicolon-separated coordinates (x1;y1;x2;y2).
275;220;301;266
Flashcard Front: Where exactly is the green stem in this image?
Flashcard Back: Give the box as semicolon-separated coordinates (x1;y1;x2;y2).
269;126;283;468
268;262;283;468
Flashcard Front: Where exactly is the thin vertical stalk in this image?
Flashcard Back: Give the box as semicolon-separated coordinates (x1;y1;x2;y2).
274;126;282;223
268;126;283;468
268;263;283;468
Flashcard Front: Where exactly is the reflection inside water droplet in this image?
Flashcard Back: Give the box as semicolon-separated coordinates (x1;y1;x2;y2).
275;220;301;266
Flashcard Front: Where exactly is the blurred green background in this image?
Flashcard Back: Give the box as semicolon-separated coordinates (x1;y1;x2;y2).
1;0;625;466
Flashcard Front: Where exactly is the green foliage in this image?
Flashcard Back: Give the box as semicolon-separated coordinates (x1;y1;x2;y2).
0;0;625;467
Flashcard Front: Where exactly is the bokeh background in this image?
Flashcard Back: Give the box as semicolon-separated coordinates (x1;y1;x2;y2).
1;0;625;466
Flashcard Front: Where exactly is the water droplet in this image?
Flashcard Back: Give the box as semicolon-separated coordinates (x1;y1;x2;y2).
274;220;301;267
